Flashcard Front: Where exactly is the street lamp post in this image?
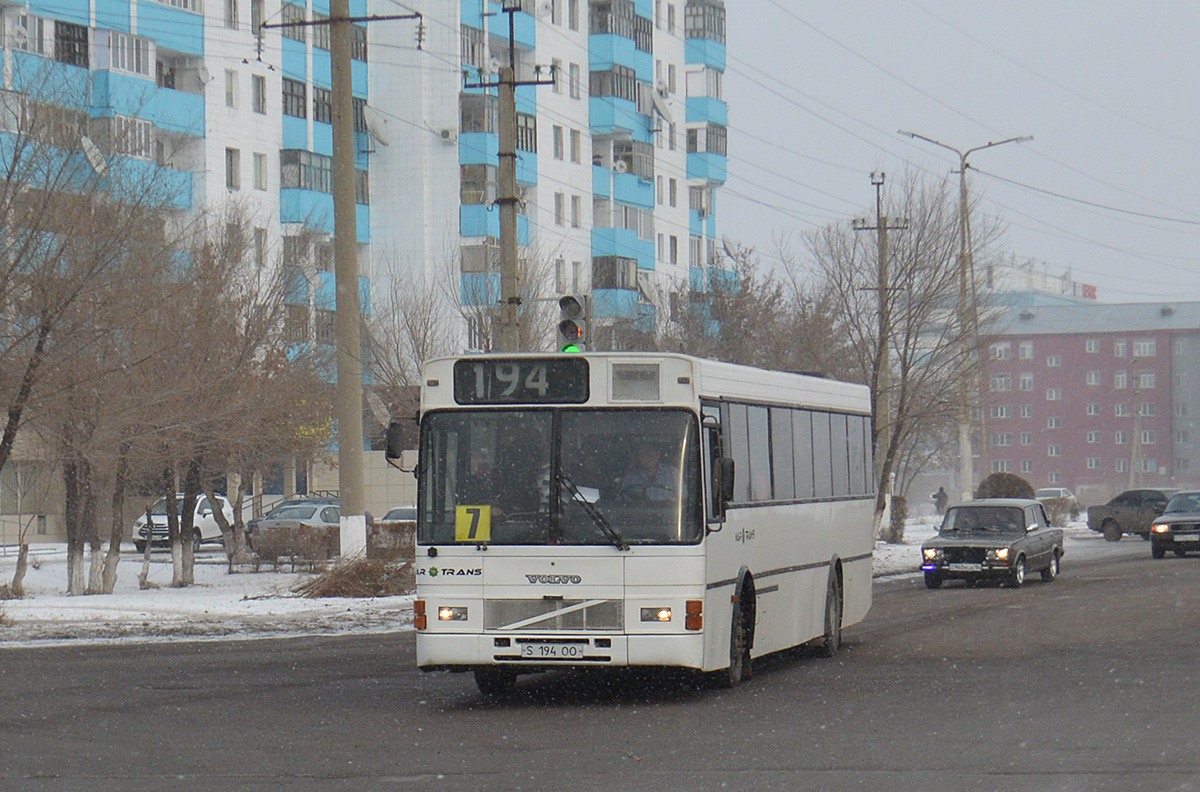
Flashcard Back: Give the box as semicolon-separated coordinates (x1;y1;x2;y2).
898;131;1032;500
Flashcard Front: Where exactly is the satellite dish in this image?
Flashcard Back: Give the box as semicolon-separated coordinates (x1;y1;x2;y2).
197;64;211;84
650;90;674;125
81;135;107;177
12;26;28;48
488;56;502;75
614;159;628;174
537;0;553;18
362;105;390;146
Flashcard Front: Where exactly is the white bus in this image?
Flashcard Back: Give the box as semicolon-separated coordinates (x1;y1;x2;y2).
394;353;874;694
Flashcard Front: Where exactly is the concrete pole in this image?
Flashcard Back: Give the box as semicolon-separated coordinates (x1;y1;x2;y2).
331;0;365;556
496;61;521;353
956;153;974;501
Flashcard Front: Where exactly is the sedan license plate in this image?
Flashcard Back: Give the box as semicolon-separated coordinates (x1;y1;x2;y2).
520;642;589;659
948;562;982;572
1174;534;1200;542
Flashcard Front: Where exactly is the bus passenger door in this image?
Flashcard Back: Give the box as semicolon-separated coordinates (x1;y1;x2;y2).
701;402;727;527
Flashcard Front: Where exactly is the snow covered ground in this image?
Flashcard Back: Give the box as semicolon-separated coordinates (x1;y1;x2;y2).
1;518;1093;647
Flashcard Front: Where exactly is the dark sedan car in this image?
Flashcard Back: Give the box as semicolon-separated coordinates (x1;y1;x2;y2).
921;499;1064;589
1149;491;1200;559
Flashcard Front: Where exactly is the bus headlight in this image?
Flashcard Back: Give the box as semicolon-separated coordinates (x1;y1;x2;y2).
641;607;672;623
438;606;468;621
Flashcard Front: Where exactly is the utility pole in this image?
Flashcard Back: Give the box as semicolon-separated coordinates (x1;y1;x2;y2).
262;7;419;556
853;173;905;518
1130;360;1143;487
468;1;555;353
899;131;1031;499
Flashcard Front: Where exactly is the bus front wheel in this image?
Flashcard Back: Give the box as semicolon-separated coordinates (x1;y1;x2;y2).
714;592;753;688
817;573;842;657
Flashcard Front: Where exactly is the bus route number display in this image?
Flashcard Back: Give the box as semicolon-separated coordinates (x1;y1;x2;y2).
453;358;590;405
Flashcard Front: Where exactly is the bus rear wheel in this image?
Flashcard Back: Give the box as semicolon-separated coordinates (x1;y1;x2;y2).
817;573;842;657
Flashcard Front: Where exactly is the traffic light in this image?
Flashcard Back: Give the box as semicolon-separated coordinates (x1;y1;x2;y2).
558;295;588;352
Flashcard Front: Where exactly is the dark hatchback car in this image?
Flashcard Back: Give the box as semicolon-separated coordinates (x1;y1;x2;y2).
921;499;1064;589
1149;491;1200;559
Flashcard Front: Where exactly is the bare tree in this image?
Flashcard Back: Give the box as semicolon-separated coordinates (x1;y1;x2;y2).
796;172;1001;537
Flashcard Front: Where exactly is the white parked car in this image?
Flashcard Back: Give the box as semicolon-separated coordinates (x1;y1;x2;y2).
132;494;235;553
1034;487;1077;509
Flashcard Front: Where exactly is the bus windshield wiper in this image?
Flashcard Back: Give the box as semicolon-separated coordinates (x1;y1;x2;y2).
557;472;629;551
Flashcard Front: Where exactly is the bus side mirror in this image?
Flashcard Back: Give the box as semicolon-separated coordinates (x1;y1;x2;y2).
718;457;735;506
385;421;406;462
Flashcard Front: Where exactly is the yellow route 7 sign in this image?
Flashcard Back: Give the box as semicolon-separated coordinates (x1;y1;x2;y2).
455;505;492;542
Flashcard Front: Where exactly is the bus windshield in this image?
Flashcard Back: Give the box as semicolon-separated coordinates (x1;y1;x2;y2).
419;408;703;546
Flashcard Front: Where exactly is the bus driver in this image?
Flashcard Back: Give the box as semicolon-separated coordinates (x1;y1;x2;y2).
619;441;680;503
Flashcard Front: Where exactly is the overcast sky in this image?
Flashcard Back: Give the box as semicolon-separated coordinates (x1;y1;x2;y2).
722;1;1200;303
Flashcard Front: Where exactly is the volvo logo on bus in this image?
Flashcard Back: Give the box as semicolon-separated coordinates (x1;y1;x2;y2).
526;574;582;584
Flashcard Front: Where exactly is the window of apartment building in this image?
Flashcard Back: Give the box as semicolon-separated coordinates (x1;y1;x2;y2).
1046;355;1061;367
280;3;306;41
613;139;654;179
1086;403;1100;415
551;58;563;93
355;168;369;204
1048;472;1062;484
1020;432;1033;446
460;164;496;205
1142;459;1158;473
1138;402;1156;417
590;0;652;51
351;24;367;60
225;147;240;189
571;194;582;228
110;116;153;159
1087;431;1100;443
992;460;1012;474
1175;337;1189;355
552;126;564;159
13;14;47;55
656;176;664;205
253;152;267;190
1021;460;1034;474
516;112;537;152
1085;457;1100;470
593;256;637;289
1085;338;1099;353
554;192;566;225
1020;404;1033;418
569;0;580;30
1047;417;1061;429
684;0;723;41
1047;445;1062;457
1142;430;1157;445
251;0;264;33
686;123;727;156
1086;370;1100;385
1114;370;1127;389
991;405;1011;419
668;177;677;207
460;239;500;273
253;227;267;267
224;0;239;28
1046;388;1062;401
989;341;1011;360
312;12;331;50
1018;341;1033;359
1133;339;1156;357
667;121;676;150
1177;430;1190;443
1115;459;1128;473
462;25;486;71
1116;430;1128;445
669;235;678;264
252;75;266;114
990;374;1012;392
312;86;332;124
569;63;581;98
555;259;567;293
1019;373;1033;391
570;128;582;163
225;70;238;108
992;433;1012;447
282;78;306;118
1137;370;1156;389
591;64;639;103
1115;402;1129;417
461;93;498;133
54;21;89;67
280;149;333;192
106;31;153;76
668;63;676;94
686;67;723;100
1114;339;1127;357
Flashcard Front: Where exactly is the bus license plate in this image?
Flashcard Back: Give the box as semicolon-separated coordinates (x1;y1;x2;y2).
520;643;588;659
948;562;981;572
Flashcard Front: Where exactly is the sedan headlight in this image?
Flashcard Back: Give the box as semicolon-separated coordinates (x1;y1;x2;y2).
1152;523;1170;533
922;548;943;561
987;548;1010;561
